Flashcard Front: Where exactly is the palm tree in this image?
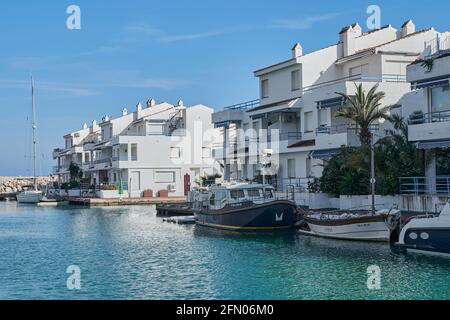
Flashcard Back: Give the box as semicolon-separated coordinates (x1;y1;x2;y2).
387;113;409;140
335;83;390;146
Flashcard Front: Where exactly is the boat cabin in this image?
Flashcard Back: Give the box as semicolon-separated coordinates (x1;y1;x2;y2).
193;183;277;211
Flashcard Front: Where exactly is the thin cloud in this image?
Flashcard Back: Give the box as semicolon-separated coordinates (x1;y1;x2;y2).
118;23;251;44
0;79;99;97
271;12;341;30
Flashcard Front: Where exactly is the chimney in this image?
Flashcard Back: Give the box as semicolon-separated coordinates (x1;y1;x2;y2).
91;120;98;133
146;99;156;108
122;108;128;116
102;115;110;123
292;43;303;58
82;123;88;129
136;103;143;119
177;100;184;107
401;20;416;37
340;23;360;57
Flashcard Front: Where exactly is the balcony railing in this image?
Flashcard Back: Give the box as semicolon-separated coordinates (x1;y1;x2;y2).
400;176;450;196
276;178;315;193
224;99;260;111
408;110;450;125
94;158;112;165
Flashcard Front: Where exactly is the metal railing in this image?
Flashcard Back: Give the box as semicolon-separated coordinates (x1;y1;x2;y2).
424;35;450;59
224;99;260;111
94;158;112;165
400;176;450;196
276;178;315;193
316;124;349;135
408;110;450;125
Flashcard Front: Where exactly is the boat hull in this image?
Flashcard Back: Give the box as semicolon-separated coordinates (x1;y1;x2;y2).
304;215;389;241
17;191;43;204
195;201;297;231
397;227;450;258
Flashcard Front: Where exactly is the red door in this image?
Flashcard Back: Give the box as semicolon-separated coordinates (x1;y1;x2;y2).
184;174;191;196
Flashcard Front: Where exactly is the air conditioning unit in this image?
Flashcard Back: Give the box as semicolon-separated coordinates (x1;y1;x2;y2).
167;184;176;192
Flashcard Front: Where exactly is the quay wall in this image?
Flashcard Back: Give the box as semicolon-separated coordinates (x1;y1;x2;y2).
291;192;449;213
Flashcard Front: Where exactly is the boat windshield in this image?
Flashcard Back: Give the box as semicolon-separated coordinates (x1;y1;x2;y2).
230;189;245;200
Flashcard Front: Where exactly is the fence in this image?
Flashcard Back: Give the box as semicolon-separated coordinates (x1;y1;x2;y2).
400;176;450;196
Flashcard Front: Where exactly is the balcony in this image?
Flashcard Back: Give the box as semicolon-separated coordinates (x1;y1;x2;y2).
408;110;450;142
400;176;450;196
52;166;69;174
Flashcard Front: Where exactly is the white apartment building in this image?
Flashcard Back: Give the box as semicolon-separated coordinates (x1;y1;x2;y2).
401;32;450;197
213;20;443;191
53;99;222;197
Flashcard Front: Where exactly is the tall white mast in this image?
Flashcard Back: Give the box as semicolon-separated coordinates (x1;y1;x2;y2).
31;76;37;189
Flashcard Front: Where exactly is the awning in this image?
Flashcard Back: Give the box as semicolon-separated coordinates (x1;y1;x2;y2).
412;75;449;90
317;97;346;109
250;113;267;120
214;121;232;128
416;140;450;150
311;148;341;160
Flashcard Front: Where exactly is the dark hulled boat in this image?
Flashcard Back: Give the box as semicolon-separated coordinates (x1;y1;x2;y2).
193;183;297;231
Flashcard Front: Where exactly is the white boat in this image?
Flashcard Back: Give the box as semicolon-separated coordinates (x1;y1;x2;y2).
299;208;401;242
17;190;43;204
390;200;450;258
17;77;43;204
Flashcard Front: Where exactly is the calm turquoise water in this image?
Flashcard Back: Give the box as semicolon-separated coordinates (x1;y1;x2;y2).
0;201;449;300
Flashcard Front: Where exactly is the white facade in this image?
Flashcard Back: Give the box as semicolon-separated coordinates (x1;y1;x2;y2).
401;37;450;196
212;20;444;191
53;100;222;197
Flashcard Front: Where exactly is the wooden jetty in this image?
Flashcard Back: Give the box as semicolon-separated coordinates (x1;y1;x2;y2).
156;203;194;217
69;196;187;207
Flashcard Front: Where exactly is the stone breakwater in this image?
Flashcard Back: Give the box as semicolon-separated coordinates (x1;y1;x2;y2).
0;177;54;194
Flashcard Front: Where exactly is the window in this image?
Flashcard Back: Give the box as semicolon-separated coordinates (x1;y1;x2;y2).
247;189;262;198
261;79;269;98
155;171;175;183
288;159;296;179
131;144;138;161
349;64;369;77
264;189;274;199
113;173;117;183
430;85;450;113
85;152;90;163
304;111;314;132
147;123;164;135
291;70;301;91
318;109;328;127
230;189;245;199
202;147;211;159
170;147;181;159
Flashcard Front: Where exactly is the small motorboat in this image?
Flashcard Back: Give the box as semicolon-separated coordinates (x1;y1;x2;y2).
298;208;401;242
390;199;450;258
193;182;297;231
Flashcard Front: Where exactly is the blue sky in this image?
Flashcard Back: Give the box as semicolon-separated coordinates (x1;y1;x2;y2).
0;0;449;176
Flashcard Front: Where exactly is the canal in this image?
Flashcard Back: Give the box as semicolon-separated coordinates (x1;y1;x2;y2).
0;202;449;300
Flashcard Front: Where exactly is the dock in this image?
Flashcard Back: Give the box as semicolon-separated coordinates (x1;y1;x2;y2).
0;193;17;201
68;197;187;207
156;203;194;217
